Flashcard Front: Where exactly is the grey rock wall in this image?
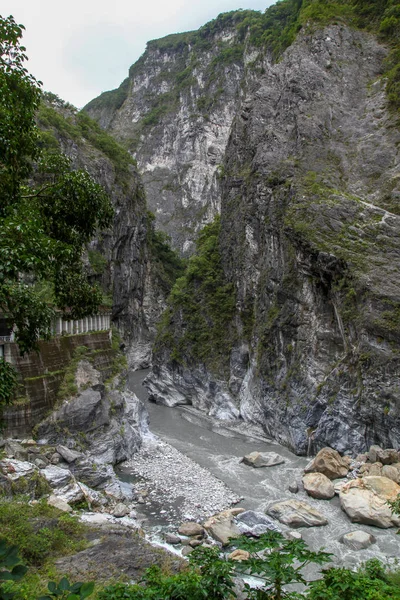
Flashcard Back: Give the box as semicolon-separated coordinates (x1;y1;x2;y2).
147;24;400;456
85;24;264;254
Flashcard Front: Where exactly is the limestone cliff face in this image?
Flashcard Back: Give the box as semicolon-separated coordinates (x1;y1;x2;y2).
38;105;165;367
85;12;264;254
146;23;400;456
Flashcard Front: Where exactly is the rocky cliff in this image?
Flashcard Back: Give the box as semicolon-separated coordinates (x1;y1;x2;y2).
146;16;400;456
84;10;288;254
37;101;181;367
81;0;400;455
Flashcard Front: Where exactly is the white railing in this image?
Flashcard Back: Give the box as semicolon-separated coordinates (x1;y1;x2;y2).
0;313;111;347
0;335;13;343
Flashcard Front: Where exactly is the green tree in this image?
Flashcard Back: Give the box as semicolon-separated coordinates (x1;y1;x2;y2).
0;15;113;398
231;531;331;600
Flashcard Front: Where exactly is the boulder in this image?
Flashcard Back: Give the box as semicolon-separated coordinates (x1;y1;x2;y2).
181;546;194;556
78;482;107;507
368;446;399;465
55;482;85;504
165;533;181;545
72;460;112;488
382;465;399;483
228;549;250;561
341;531;375;550
41;465;74;488
355;454;368;463
241;452;285;468
288;482;299;494
303;473;335;500
34;458;48;469
56;445;83;464
50;453;61;465
235;510;280;536
302;473;335;500
47;495;73;513
305;447;349;480
5;440;28;460
203;509;243;545
267;499;328;528
113;503;130;518
178;522;204;537
369;463;383;477
102;479;135;502
0;459;37;480
339;476;400;528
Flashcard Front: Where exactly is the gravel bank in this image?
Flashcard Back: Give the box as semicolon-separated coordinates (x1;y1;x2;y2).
125;436;241;522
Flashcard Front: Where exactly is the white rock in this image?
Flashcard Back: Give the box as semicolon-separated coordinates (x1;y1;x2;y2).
303;472;335;500
42;465;73;488
47;495;72;512
342;530;375;550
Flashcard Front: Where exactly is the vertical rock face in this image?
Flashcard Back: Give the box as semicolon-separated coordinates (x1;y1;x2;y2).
147;24;400;455
85;12;264;254
38;105;165;367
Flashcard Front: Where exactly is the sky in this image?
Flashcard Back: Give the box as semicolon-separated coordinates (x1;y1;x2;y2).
4;0;275;109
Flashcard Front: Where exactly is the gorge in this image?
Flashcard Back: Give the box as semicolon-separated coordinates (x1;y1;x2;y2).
2;0;400;596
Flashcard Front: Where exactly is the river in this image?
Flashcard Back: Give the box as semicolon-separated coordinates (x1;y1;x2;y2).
124;368;400;569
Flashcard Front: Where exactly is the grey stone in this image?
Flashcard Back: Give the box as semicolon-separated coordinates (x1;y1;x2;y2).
56;446;83;464
242;452;285;468
235;511;280;536
267;500;328;528
34;457;49;469
5;441;27;460
288;482;299;494
42;465;74;488
113;503;130;518
178;522;204;537
165;533;181;545
341;531;375;550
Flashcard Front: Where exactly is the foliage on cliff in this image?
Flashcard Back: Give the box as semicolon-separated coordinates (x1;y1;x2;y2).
155;216;235;373
37;96;136;181
146;212;186;293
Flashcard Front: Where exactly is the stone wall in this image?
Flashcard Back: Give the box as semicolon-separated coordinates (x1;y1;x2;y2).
2;332;115;438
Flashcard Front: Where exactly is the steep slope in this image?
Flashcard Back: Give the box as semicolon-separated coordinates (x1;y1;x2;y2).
37;99;182;367
84;6;302;254
147;19;400;455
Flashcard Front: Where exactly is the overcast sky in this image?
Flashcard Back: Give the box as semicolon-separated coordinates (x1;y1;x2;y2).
4;0;274;108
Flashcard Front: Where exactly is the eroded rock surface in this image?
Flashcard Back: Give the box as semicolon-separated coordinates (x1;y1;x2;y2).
267;499;328;528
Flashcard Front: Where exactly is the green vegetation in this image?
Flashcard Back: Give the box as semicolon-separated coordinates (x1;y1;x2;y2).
39;578;94;600
83;77;130;114
0;361;19;410
0;500;86;568
155;216;236;373
3;526;400;599
87;250;108;276
146;212;185;293
0;16;113;352
37;102;135;181
0;539;27;600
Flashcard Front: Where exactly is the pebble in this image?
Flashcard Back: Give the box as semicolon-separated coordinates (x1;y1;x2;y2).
126;438;240;521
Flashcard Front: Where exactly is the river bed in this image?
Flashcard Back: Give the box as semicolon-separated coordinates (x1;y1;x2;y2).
123;369;400;569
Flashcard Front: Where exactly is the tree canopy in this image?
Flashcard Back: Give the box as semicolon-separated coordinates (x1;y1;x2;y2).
0;15;113;361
